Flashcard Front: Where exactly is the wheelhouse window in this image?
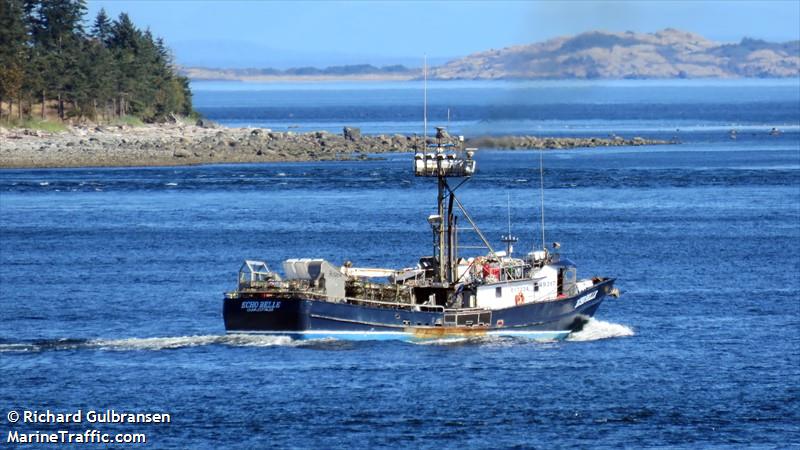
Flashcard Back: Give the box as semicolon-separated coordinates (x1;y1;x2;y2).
495;287;502;298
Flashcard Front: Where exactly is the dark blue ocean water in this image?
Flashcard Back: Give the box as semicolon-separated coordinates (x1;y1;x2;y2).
2;81;800;448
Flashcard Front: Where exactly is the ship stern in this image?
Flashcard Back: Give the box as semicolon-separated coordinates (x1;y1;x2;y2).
223;294;306;333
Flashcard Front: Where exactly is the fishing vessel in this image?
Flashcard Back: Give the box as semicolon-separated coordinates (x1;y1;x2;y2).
223;127;619;341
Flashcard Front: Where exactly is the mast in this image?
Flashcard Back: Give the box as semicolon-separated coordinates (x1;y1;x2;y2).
538;148;546;251
437;147;447;282
413;66;478;286
424;56;445;282
423;55;428;146
414;137;477;285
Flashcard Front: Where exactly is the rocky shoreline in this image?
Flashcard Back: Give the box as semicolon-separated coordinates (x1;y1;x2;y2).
0;123;672;169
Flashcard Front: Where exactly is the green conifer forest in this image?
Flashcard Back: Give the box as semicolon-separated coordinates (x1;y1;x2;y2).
0;0;194;124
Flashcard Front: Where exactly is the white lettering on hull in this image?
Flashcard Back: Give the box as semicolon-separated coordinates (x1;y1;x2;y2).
574;291;598;309
241;301;282;312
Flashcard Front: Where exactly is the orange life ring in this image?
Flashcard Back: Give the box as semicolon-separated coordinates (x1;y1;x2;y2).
515;292;525;305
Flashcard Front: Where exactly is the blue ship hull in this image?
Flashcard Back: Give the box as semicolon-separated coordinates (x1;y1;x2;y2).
223;279;614;341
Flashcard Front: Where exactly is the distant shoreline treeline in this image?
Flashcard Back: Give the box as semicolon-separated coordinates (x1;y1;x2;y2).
180;64;420;82
227;64;415;77
0;0;193;124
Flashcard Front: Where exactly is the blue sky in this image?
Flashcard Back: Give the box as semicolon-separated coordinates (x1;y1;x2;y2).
86;1;800;68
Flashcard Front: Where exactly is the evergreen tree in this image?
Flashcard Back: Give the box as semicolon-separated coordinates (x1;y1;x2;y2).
84;39;114;120
91;8;111;45
34;0;87;119
0;0;28;119
21;0;47;118
178;75;193;116
108;12;140;116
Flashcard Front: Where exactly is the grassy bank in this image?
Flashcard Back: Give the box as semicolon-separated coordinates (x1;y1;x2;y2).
0;118;68;133
108;115;145;127
0;115;166;133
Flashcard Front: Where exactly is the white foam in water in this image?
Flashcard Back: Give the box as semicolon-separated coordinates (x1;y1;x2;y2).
222;334;295;348
39;182;49;186
165;182;178;186
91;334;295;351
0;343;36;352
0;324;633;352
414;337;472;346
567;319;635;342
0;335;298;353
91;335;222;350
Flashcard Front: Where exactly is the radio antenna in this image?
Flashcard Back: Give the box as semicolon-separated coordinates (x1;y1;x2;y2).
538;148;546;250
423;55;428;145
507;193;512;237
501;193;518;256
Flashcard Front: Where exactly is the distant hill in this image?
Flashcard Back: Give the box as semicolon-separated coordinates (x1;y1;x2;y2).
432;29;800;79
183;29;800;81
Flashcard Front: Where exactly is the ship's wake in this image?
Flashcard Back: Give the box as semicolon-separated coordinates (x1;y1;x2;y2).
413;335;534;347
0;320;633;353
0;334;314;353
566;319;635;341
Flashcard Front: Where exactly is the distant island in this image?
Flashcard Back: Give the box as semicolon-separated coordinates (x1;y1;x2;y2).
184;64;420;82
182;28;800;81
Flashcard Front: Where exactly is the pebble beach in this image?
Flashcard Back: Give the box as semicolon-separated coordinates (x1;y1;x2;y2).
0;122;671;169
